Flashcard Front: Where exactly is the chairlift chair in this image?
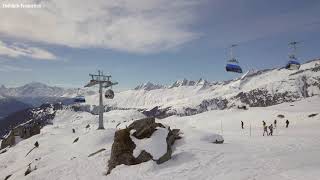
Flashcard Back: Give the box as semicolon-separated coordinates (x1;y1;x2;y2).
285;41;301;70
226;58;243;73
74;88;86;103
225;44;243;73
285;60;300;70
74;95;86;103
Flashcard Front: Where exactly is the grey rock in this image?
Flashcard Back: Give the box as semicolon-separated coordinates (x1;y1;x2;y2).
107;118;181;174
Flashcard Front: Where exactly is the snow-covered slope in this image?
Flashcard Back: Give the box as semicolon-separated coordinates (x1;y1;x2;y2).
85;59;320;117
1;96;319;180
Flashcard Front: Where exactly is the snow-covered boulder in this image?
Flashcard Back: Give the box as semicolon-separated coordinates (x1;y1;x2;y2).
107;117;181;174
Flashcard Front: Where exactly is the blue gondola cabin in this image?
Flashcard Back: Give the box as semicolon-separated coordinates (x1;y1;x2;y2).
74;95;86;103
285;60;300;70
226;59;243;73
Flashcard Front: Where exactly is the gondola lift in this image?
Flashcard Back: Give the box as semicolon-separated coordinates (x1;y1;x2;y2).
105;89;114;99
225;44;243;73
285;41;301;70
74;88;86;103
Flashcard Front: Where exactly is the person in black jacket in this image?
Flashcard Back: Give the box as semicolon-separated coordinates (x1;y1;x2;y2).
241;121;244;129
263;121;268;136
285;120;289;128
268;124;273;136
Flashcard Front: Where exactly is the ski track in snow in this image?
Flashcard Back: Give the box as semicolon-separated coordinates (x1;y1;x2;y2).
0;97;320;180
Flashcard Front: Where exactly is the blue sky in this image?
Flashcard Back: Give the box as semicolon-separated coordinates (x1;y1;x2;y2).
0;0;319;90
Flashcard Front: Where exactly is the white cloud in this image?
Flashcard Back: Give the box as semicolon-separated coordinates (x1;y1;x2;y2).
0;40;57;60
0;0;203;53
0;64;32;72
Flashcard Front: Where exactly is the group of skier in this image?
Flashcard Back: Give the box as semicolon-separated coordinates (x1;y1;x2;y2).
241;119;290;136
262;121;274;136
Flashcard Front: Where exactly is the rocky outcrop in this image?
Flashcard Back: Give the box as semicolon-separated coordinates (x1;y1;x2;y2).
0;131;15;149
234;89;301;107
182;98;228;116
141;106;174;119
0;103;62;149
107;117;181;174
0;103;61;137
1;122;41;150
142;98;228;119
134;82;164;91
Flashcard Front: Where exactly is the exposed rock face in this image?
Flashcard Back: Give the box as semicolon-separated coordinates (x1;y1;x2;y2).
0;103;61;136
128;118;165;139
107;117;181;174
0;103;62;149
107;129;137;174
182;98;228;116
142;106;174;119
170;79;196;88
234;89;300;107
134;82;164;91
142;98;228;119
0;131;15;149
1;123;41;149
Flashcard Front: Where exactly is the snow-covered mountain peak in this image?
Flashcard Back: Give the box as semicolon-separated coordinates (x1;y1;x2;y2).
134;82;165;91
169;78;212;89
134;78;213;91
196;78;210;86
21;82;49;89
170;78;196;88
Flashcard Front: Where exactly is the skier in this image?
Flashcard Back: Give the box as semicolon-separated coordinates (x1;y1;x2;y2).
268;124;273;136
241;121;244;129
286;120;289;128
263;122;268;136
274;120;277;128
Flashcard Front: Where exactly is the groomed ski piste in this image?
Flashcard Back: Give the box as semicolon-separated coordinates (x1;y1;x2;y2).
1;96;320;180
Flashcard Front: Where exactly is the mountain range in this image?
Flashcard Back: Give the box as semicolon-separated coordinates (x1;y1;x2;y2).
0;82;95;120
85;58;320;117
1;58;319;122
